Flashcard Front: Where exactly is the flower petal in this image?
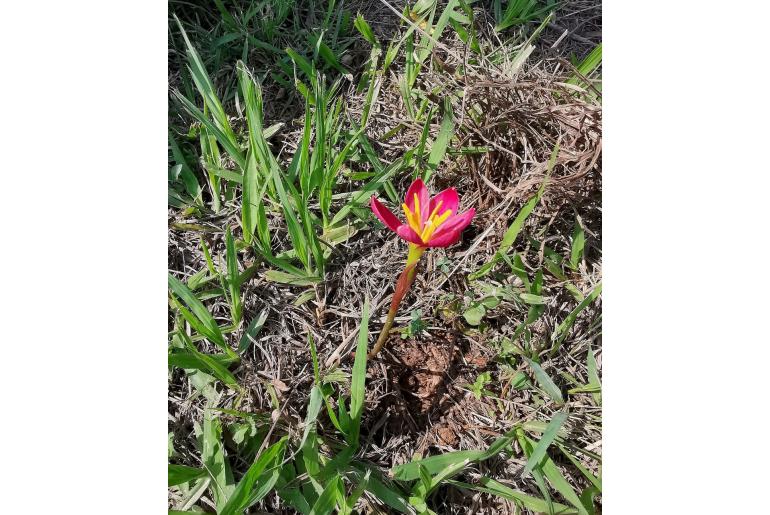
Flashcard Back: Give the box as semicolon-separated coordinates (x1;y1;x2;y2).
430;208;475;240
370;196;402;232
404;179;430;228
426;229;461;248
396;225;425;245
429;187;459;216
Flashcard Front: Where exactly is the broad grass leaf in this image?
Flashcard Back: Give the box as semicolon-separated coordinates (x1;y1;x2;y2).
203;410;234;509
354;14;379;47
238;309;268;353
556;443;602;492
219;437;287;515
587;344;601;405
171;331;238;388
348;297;370;445
550;282;602;355
447;478;577;514
518;431;589;515
423;99;454;182
524;358;564;405
168;274;227;350
309;475;341;515
264;270;321;286
225;226;242;324
569;219;585;270
349;464;410;514
522;410;569;477
169;464;207;486
392;428;516;480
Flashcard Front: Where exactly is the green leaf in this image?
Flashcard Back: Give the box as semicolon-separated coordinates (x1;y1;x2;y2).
241;152;260;244
225;226;242;324
556;443;602;492
238;309;268;353
172;331;239;388
518;431;589;515
422;99;454;182
202;410;234;509
219;437;287;515
551;282;602;355
522;410;569;477
392;428;516;480
587;345;601;405
447;478;577;514
168;464;207;486
174;16;241;161
168;274;228;352
348;297;370;445
286;48;316;81
309;476;341;515
301;386;324;450
463;303;486;326
168;351;237;371
569;219;585;270
524;358;564;405
349;464;410;514
567;43;602;86
264;270;321;286
344;469;370;512
354;13;379;47
519;293;546;305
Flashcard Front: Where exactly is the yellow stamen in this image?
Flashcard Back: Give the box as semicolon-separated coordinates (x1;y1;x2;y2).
413;193;422;229
420;208;452;242
426;200;443;223
401;203;420;233
402;203;414;227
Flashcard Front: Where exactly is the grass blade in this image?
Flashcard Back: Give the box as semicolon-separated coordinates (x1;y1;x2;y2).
524;357;564;405
392;428;516;480
309;475;341;515
550;282;602;355
522;410;569;477
174;330;239;388
587;344;601;405
169;464;207;487
225;226;242;324
518;430;589;515
238;309;268;353
569;219;585;270
203;410;234;509
422;99;454;182
348;297;370;445
220;437;287;515
168;274;228;351
447;478;577;514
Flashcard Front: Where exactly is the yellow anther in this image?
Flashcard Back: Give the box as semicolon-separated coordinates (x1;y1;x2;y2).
426;200;443;223
413;193;422;228
420;209;452;242
402;203;416;229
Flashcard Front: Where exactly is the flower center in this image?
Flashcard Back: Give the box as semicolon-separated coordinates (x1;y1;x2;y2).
402;197;452;242
420;205;452;242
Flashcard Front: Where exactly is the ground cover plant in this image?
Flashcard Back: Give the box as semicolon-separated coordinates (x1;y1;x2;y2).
168;1;602;513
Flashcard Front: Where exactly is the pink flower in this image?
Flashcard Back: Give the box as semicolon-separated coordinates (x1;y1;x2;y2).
370;179;475;248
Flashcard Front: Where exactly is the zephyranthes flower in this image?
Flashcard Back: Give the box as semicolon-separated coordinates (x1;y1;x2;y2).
370;179;475;250
367;179;475;357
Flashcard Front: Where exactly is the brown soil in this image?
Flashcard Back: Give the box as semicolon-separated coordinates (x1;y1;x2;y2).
362;331;494;449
